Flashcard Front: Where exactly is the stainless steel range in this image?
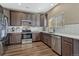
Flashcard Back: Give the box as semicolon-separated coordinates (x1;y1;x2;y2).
21;30;32;44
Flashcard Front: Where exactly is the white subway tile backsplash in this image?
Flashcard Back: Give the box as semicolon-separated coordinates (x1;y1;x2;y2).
7;26;43;33
55;24;79;35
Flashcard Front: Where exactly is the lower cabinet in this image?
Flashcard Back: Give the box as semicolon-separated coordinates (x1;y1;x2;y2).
62;37;73;56
32;33;40;42
41;33;79;56
9;33;21;44
47;35;51;47
41;33;51;47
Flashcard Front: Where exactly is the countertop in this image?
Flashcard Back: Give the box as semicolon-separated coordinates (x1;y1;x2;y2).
7;31;79;40
8;31;41;33
8;32;22;33
42;31;79;40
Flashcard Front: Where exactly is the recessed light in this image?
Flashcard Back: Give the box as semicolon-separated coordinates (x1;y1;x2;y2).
50;4;54;6
38;8;41;10
26;6;29;8
18;3;22;6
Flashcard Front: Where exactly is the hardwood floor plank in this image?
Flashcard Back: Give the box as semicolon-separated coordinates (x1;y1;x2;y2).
4;42;58;56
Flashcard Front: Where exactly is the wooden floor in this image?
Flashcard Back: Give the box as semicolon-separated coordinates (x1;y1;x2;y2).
4;42;58;56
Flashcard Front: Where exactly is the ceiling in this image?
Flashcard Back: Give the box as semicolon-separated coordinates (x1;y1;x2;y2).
0;3;57;13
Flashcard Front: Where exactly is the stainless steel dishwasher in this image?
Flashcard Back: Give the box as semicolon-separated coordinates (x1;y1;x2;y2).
51;35;61;55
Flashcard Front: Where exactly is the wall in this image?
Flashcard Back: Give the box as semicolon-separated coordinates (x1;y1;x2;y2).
47;3;79;25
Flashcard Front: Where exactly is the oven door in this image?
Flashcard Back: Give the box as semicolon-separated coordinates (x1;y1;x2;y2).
22;33;32;39
22;33;32;44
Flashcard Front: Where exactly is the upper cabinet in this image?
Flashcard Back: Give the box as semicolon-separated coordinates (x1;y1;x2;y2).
11;11;20;26
0;5;3;14
17;12;26;20
10;11;32;26
40;14;48;27
40;14;44;27
0;5;3;23
36;14;41;27
10;10;48;27
31;14;40;27
26;14;32;20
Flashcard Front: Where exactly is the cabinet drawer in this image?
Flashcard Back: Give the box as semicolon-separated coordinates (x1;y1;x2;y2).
62;37;73;43
62;41;73;56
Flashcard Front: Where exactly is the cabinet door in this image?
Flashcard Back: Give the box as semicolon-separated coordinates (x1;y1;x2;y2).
41;33;51;47
41;33;44;42
31;14;36;26
47;36;51;47
32;33;36;42
9;33;21;44
40;14;44;26
11;11;27;26
36;33;40;41
36;14;40;27
40;33;43;41
9;34;16;44
15;33;21;43
62;40;73;56
43;34;48;44
31;14;40;27
32;33;40;42
0;6;3;13
10;11;18;26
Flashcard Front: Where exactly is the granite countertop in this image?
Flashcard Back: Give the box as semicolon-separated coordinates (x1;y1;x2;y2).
8;31;41;33
7;31;79;40
8;32;22;33
42;31;79;40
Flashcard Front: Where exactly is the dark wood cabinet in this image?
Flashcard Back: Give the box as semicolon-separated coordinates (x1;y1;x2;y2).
10;11;18;26
62;37;73;56
41;33;79;56
40;14;48;27
40;14;44;27
9;33;21;44
0;5;3;13
41;33;51;47
41;33;46;43
32;33;40;42
31;14;41;27
47;35;51;47
10;11;27;26
10;10;43;26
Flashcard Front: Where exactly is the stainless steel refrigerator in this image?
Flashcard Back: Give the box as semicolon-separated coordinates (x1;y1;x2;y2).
0;11;8;55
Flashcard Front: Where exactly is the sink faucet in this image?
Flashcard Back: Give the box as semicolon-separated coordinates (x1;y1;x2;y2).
53;27;55;33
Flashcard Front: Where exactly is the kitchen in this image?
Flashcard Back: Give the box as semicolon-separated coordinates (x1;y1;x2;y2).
0;3;79;56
